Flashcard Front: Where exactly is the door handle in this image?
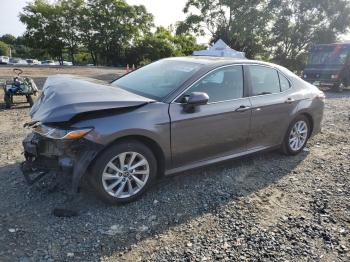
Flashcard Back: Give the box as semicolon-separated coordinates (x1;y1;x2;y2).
285;98;295;104
235;105;251;112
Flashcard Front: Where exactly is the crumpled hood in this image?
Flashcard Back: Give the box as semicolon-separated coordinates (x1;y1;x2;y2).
30;75;155;123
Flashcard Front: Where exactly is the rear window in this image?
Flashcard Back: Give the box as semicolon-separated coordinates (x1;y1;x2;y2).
279;73;291;91
249;65;281;96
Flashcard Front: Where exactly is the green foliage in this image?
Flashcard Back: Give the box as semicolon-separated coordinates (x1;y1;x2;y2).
0;41;10;56
80;0;154;65
19;0;203;66
130;27;205;65
20;0;66;63
178;0;272;58
180;0;350;70
268;0;350;71
0;34;17;45
16;0;350;70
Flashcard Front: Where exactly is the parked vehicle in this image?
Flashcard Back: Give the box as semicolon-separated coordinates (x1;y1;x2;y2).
41;60;56;66
3;68;39;108
26;59;41;65
0;56;9;64
8;58;28;65
21;57;325;204
302;42;350;92
63;61;73;66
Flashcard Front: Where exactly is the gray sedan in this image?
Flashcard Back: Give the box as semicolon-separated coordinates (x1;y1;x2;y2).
21;57;325;203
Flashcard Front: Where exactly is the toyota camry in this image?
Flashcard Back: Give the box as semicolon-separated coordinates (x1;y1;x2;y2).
21;57;325;203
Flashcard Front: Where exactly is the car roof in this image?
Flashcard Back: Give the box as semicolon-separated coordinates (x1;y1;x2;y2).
164;56;277;68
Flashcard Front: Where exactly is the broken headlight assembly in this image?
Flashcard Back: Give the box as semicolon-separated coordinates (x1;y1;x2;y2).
33;124;93;140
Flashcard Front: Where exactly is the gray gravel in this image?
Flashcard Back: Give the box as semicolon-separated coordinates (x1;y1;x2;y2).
0;88;349;261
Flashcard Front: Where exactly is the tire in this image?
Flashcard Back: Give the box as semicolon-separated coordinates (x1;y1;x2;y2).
89;140;157;204
4;93;12;109
26;95;34;107
333;82;344;93
282;115;310;155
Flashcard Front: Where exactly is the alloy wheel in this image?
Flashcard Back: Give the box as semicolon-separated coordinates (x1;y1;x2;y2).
289;120;308;152
101;152;150;198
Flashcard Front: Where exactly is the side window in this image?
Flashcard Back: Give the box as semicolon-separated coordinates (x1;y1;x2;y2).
249;66;280;96
279;73;291;91
182;66;244;103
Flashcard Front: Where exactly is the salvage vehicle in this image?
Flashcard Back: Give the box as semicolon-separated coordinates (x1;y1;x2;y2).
302;42;350;92
21;57;325;204
3;68;39;108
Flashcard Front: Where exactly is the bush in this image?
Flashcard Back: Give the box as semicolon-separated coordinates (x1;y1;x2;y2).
0;41;9;56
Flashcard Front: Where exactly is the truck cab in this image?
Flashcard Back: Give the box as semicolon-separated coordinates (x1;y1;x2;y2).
302;43;350;92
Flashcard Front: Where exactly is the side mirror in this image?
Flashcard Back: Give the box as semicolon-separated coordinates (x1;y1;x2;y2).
183;92;209;112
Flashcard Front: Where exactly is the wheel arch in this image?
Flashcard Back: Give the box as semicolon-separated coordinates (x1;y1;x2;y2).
89;135;166;179
299;112;314;138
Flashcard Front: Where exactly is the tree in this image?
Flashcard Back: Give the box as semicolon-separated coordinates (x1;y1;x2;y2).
130;27;205;65
82;0;154;66
269;0;350;70
20;0;66;63
178;0;272;58
0;41;10;56
0;34;16;45
58;0;85;64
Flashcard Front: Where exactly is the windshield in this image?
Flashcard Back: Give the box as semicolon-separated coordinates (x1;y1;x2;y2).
308;46;350;65
111;60;202;100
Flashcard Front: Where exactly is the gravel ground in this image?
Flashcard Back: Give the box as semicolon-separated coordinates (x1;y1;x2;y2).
0;76;349;261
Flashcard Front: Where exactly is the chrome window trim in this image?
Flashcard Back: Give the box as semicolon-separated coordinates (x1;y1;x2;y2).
171;63;293;104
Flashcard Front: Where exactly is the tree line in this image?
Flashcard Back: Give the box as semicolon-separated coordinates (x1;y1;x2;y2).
16;0;204;66
178;0;350;70
2;0;350;70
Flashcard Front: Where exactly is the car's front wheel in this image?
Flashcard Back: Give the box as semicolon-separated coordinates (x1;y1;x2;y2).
89;140;157;204
282;116;310;155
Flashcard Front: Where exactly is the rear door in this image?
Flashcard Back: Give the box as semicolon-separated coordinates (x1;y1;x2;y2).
246;65;297;149
169;65;252;168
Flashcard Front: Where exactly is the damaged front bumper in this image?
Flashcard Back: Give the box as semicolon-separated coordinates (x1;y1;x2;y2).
21;132;103;192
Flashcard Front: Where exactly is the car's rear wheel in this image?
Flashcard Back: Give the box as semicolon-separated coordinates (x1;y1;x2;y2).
333;81;345;92
282;116;310;155
89;140;157;204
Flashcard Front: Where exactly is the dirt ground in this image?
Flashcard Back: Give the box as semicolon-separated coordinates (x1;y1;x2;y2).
0;65;124;89
0;67;349;261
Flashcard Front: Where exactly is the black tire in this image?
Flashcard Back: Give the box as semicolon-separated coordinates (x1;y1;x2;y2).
26;95;34;107
282;115;310;156
333;81;344;93
4;93;12;109
89;140;157;204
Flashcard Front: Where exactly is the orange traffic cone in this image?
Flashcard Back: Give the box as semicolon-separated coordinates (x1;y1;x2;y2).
126;64;130;74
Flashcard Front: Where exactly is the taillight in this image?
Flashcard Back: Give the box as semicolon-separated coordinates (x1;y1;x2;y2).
316;92;326;102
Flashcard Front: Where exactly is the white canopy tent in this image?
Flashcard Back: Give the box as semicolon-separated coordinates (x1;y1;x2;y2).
193;39;246;59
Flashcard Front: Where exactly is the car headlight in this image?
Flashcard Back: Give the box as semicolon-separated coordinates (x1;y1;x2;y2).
33;124;93;140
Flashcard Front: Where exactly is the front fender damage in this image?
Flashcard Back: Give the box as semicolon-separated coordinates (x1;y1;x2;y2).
20;132;103;193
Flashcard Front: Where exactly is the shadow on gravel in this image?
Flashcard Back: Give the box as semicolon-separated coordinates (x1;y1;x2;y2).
0;149;309;260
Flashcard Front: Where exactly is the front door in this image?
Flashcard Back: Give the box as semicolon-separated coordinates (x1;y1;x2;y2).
169;65;252;168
